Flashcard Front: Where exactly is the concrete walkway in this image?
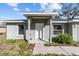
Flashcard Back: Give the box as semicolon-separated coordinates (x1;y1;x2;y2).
29;39;45;44
33;44;79;56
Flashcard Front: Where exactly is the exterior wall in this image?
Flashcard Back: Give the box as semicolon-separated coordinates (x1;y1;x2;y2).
0;28;6;34
72;23;79;41
25;19;50;42
52;23;65;37
72;23;78;41
26;23;35;41
6;24;24;39
43;23;69;42
26;30;35;41
6;20;79;42
43;23;68;43
64;24;68;34
67;23;72;35
63;23;79;42
77;23;79;41
43;24;49;42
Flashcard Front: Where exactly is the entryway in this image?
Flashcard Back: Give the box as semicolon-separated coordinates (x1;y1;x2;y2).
35;23;44;40
28;23;45;43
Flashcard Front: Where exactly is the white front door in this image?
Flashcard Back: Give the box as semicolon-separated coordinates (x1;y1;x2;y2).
35;23;44;39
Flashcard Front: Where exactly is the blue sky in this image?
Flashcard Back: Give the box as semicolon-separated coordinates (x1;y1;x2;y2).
0;3;62;20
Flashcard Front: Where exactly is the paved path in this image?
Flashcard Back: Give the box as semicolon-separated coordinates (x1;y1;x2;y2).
33;44;79;56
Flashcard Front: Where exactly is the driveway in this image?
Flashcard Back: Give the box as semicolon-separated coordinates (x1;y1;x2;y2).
33;43;79;56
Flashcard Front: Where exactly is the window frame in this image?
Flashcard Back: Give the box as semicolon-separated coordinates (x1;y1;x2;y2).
18;24;24;35
53;24;63;35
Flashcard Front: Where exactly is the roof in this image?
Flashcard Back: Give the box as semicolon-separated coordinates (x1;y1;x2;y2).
68;19;79;23
4;19;26;23
23;12;58;17
3;12;79;23
4;19;79;23
53;21;67;23
0;21;6;28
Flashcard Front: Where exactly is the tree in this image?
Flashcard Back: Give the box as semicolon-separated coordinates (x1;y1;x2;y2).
59;3;79;20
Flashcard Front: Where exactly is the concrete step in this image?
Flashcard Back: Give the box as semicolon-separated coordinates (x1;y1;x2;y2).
28;39;46;44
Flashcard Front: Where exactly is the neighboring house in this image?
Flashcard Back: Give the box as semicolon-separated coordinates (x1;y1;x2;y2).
0;26;6;34
0;21;6;35
4;12;79;43
0;21;6;38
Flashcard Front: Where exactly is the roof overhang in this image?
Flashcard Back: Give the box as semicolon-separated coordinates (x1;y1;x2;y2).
68;20;79;23
52;21;67;23
23;12;58;18
4;20;25;23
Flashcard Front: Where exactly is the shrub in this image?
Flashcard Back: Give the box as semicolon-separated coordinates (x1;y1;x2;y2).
17;40;34;54
52;33;73;44
17;40;29;53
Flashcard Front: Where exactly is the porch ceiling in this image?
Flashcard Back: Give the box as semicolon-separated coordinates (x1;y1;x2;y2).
28;16;51;19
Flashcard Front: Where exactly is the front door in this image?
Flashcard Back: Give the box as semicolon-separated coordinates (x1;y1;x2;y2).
35;23;44;40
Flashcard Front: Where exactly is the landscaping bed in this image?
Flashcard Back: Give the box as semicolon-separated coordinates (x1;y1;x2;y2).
0;53;65;56
44;42;79;46
44;33;79;46
0;39;35;56
33;54;65;56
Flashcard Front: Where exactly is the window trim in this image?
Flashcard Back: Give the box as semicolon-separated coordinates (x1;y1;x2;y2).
53;24;63;36
18;24;24;35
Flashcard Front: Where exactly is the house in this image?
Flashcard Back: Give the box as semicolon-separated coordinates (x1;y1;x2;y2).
0;26;6;34
0;21;6;38
4;12;79;43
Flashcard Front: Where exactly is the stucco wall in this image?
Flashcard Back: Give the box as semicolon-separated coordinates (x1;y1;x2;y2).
6;21;79;42
77;23;79;41
6;24;24;39
64;24;68;34
43;24;49;42
68;23;72;35
26;30;35;41
25;23;35;41
72;23;79;42
72;23;78;41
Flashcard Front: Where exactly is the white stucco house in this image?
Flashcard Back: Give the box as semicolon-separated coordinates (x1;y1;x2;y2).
4;12;79;43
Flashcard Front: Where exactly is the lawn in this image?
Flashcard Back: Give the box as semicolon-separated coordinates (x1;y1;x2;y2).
0;39;34;56
0;39;66;56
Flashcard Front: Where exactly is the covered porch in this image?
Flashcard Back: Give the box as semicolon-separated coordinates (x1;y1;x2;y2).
23;12;58;43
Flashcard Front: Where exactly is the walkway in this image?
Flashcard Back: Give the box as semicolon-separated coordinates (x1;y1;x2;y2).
28;39;46;44
33;44;79;56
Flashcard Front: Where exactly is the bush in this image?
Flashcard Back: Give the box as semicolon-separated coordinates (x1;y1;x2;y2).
52;33;73;44
17;40;31;53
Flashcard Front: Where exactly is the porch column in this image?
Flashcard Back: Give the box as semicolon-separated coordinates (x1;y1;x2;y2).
24;21;26;41
28;18;31;40
49;19;53;43
62;24;64;34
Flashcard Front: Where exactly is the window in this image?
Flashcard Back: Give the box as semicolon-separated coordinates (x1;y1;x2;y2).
53;25;62;35
19;24;24;35
54;25;62;30
31;23;35;30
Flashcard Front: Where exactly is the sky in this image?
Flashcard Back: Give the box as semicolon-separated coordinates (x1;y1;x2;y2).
0;3;62;20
